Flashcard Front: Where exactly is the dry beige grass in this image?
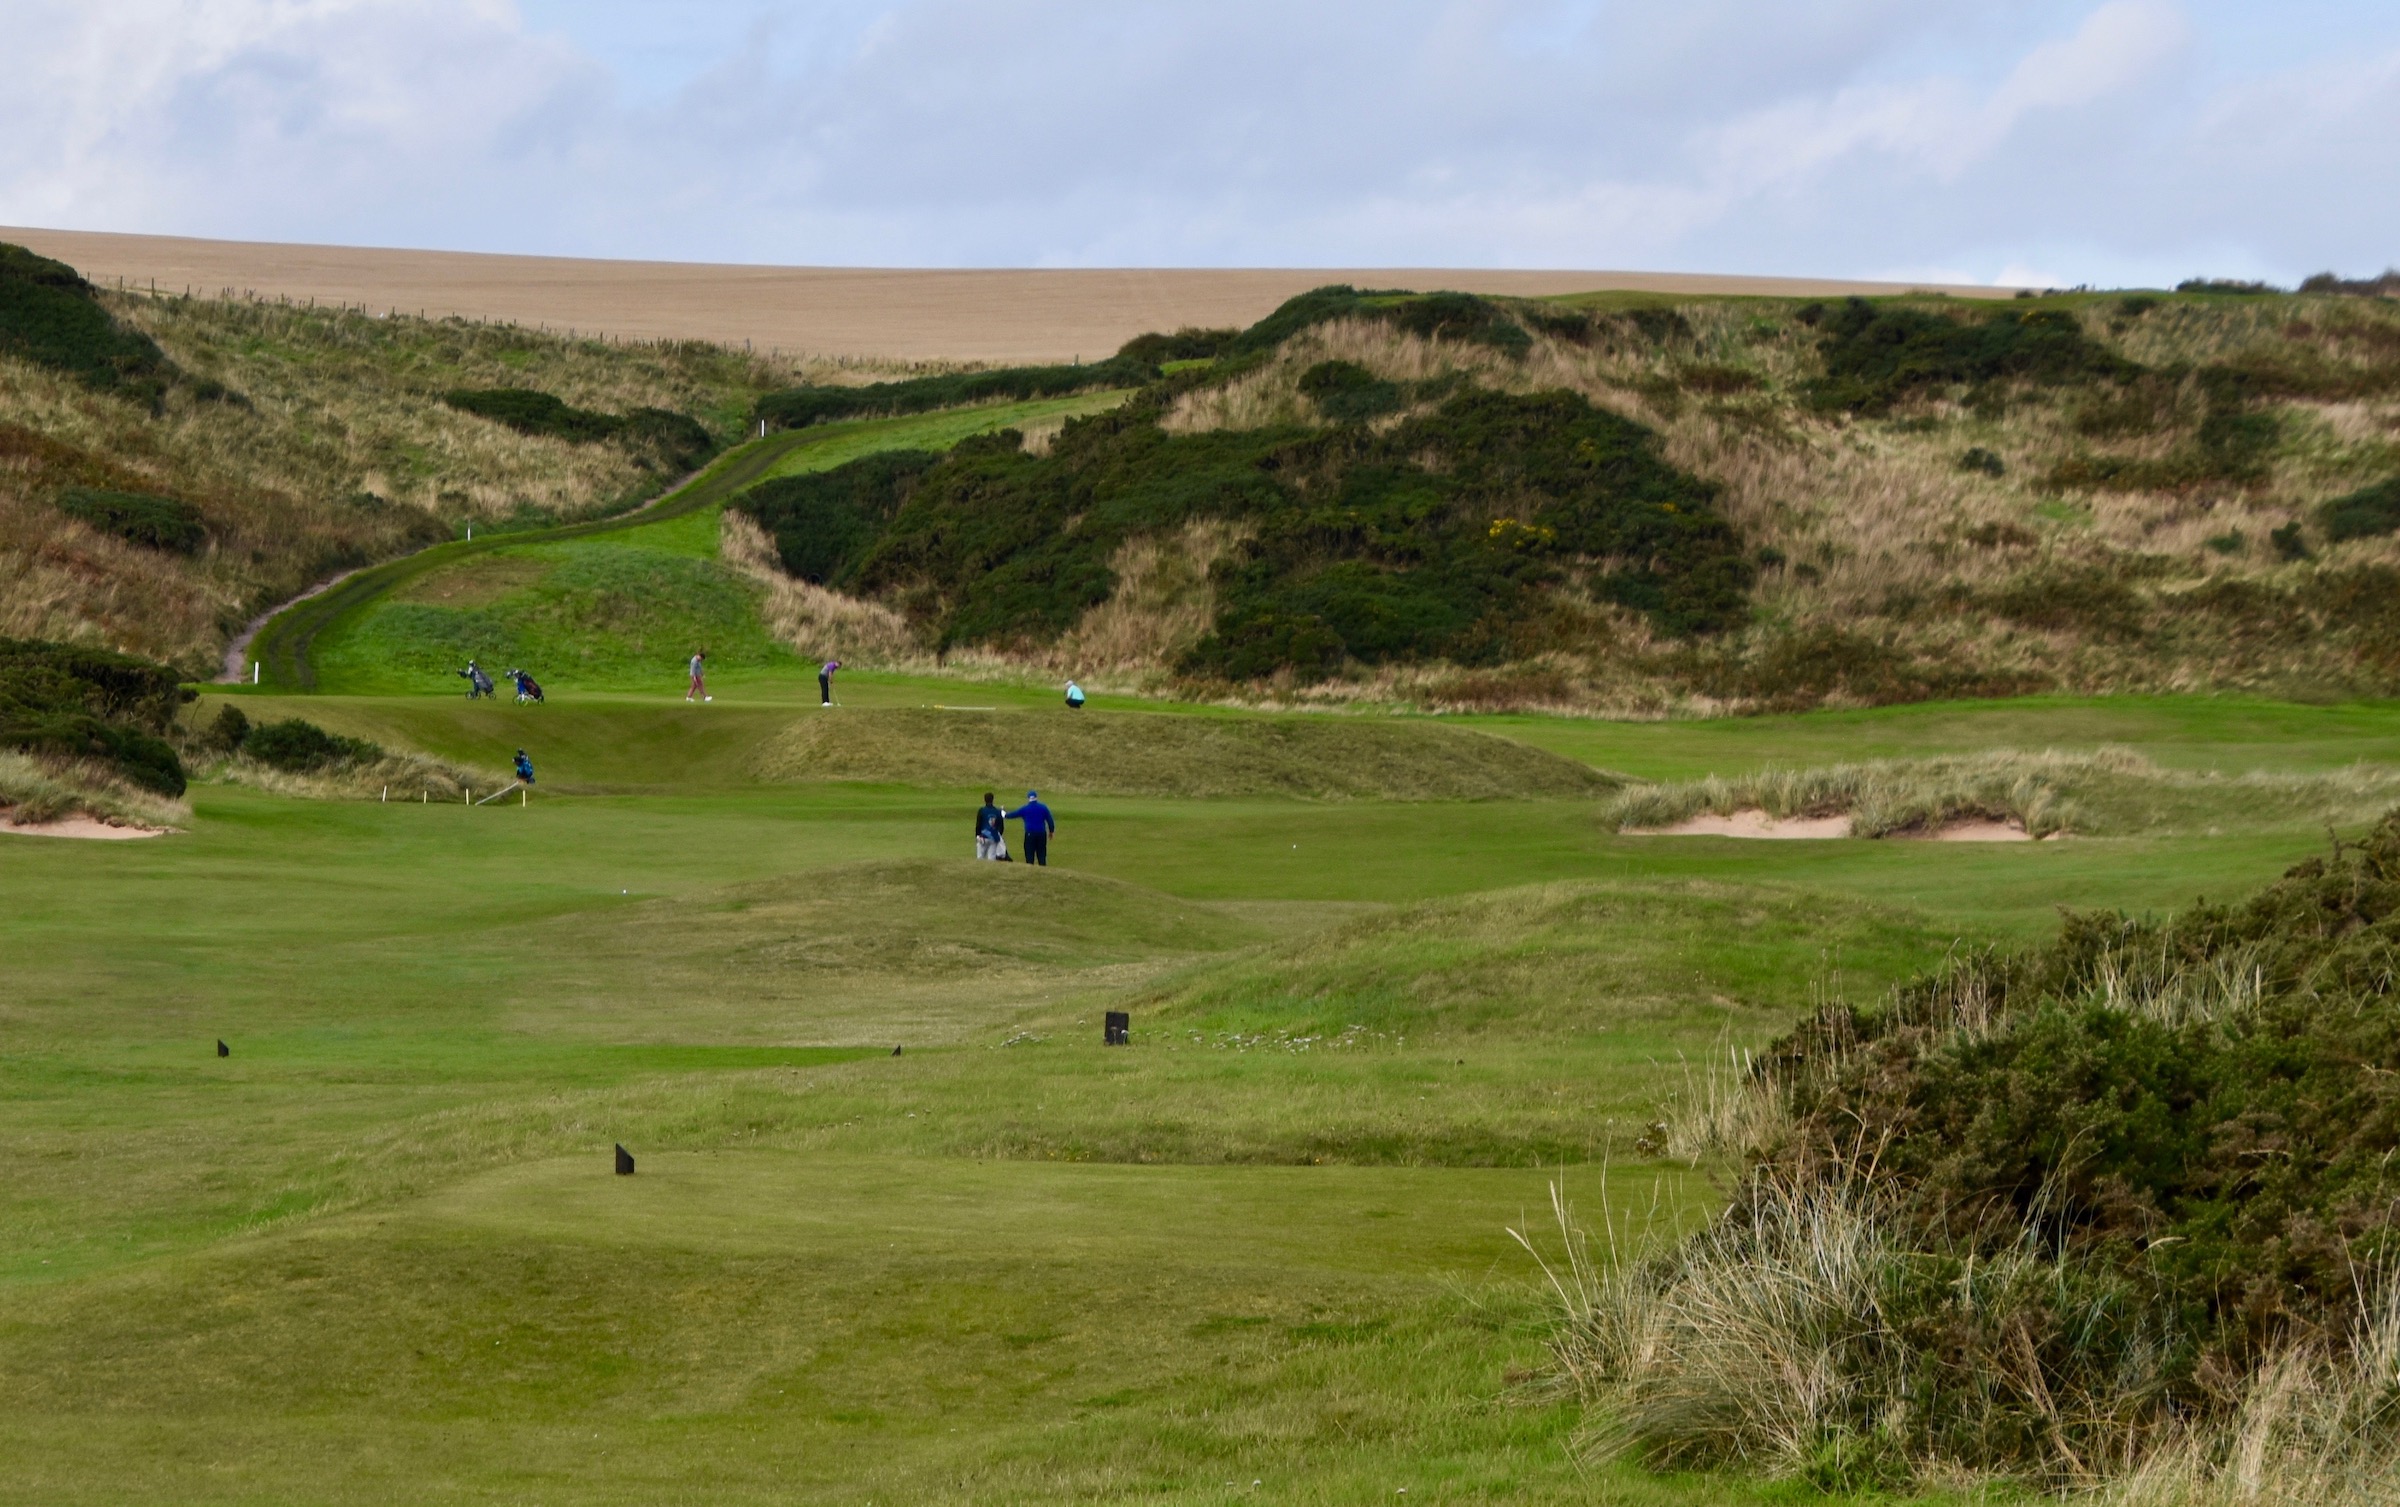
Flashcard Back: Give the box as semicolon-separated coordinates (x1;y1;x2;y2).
720;511;929;670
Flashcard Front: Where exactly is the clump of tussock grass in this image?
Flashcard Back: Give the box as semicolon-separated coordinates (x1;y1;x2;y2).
0;749;186;828
1604;746;2400;838
1533;809;2400;1493
200;747;488;803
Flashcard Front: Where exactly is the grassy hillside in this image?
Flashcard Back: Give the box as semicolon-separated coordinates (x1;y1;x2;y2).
271;391;1130;695
721;284;2400;714
0;243;955;675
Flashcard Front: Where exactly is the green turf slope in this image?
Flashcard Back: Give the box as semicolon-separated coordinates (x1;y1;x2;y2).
0;703;2373;1501
253;390;1128;694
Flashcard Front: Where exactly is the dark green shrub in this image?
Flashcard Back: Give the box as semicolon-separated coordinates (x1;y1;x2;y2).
617;406;716;473
2299;269;2400;297
1223;286;1531;359
1804;298;2138;414
209;703;251;752
444;389;717;472
2271;521;2311;560
2206;529;2246;554
55;487;206;553
753;357;1155;432
1957;447;2005;477
1989;569;2145;637
244;718;380;772
0;243;177;410
1297;361;1403;423
1388;291;1531;355
443;388;621;443
2115;295;2160;317
1116;327;1237;364
2320;477;2400;541
732;449;941;585
2176;277;2279;295
0;637;189;794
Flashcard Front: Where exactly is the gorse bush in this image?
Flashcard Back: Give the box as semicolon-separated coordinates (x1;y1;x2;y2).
1800;297;2136;414
776;382;1746;677
442;389;717;474
0;637;189;795
55;487;207;554
0;242;178;411
733;449;942;585
1116;327;1237;365
1561;809;2400;1488
1296;360;1404;423
242;718;381;773
1225;285;1532;359
752;358;1155;432
2322;477;2400;541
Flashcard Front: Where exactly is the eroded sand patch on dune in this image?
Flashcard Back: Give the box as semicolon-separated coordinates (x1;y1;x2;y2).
1;813;171;840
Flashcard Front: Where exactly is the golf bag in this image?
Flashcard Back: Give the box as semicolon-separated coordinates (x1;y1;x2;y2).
458;663;495;700
507;669;545;704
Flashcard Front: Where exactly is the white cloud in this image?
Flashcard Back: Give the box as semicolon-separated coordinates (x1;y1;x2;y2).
0;0;2391;285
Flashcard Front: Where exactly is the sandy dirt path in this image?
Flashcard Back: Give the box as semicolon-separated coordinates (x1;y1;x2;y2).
4;226;2013;364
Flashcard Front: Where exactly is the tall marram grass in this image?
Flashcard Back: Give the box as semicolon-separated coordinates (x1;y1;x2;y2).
0;749;187;828
1524;1174;2400;1501
1604;747;2400;838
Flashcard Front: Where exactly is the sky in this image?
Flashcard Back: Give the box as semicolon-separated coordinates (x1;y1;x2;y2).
3;0;2396;287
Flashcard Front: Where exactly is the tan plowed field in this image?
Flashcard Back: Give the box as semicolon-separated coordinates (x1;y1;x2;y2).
4;225;2010;363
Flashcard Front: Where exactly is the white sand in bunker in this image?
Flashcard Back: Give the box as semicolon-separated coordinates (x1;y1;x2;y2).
1628;811;1856;839
1626;811;2050;841
0;814;171;840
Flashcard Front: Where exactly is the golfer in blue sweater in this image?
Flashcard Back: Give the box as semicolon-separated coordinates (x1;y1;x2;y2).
1007;790;1057;866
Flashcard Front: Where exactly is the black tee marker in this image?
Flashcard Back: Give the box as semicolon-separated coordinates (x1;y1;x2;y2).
216;1039;229;1057
614;1144;635;1176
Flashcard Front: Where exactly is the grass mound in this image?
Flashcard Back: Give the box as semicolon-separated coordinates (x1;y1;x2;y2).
574;857;1260;982
314;541;789;693
1551;807;2400;1490
1138;880;1940;1042
750;708;1612;800
1604;747;2400;838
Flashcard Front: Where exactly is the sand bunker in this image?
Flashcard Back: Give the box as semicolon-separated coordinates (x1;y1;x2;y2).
1628;811;1855;839
1;814;170;840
